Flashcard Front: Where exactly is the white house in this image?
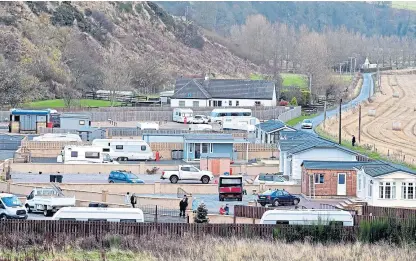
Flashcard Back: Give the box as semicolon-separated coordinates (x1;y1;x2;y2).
171;77;277;107
279;131;360;180
255;120;296;144
356;162;416;208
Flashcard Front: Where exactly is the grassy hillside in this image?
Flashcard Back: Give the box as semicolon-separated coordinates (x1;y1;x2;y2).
24;99;121;108
392;1;416;11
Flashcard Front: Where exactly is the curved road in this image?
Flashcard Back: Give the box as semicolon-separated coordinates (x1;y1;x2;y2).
295;73;374;134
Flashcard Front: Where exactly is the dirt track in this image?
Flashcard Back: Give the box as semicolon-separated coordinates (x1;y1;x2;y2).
320;71;416;165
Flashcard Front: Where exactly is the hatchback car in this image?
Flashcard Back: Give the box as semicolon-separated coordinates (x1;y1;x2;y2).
192;115;209;124
301;119;313;129
108;170;144;184
257;189;300;207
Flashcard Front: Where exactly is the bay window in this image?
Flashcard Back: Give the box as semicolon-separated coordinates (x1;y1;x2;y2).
379;182;396;199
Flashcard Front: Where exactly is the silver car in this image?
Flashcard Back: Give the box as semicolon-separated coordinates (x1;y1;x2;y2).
301;119;313;129
192;115;209;124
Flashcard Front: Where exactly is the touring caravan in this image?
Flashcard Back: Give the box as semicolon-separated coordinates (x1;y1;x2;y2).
173;108;193;123
52;207;144;223
33;133;82;142
222;117;259;132
210;108;252;123
92;139;154;161
57;145;118;164
260;209;354;226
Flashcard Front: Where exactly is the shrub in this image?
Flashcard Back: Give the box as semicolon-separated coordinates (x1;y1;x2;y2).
147;2;175;31
135;3;143;14
51;3;84;27
117;2;133;13
194;202;209;223
279;100;289;106
290;97;298;106
26;1;50;15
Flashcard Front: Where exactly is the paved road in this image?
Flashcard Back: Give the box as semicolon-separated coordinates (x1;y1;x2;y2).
295;73;374;134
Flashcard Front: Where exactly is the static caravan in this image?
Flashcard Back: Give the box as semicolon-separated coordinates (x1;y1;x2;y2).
92;139;154;161
173;108;193;123
57;145;118;164
33;133;82;142
260;209;354;226
52;207;144;223
138;122;159;130
210;108;252;123
222;117;259;132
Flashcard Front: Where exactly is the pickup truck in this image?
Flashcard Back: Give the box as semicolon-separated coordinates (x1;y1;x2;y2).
25;187;76;217
160;165;214;184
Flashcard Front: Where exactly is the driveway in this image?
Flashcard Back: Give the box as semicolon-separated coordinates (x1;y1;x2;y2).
295;73;374;134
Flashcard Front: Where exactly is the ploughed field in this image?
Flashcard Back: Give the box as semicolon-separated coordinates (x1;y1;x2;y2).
320;72;416;165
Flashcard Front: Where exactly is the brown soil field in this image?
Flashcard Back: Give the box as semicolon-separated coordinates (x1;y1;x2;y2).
320;71;416;165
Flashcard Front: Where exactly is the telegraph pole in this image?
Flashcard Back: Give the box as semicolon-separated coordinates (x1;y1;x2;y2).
358;105;361;143
339;99;342;145
323;100;327;130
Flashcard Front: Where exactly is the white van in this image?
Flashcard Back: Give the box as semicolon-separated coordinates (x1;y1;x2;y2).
173;108;193;123
92;139;154;161
260;209;354;226
57;145;118;164
222;116;259;132
138;122;159;130
0;193;28;220
52;207;144;223
33;133;82;142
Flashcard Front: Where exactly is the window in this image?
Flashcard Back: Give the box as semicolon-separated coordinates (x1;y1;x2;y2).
210;144;213;153
102;148;110;152
236;101;239;106
181;167;190;171
193;101;199;107
255;101;261;106
116;145;123;150
401;182;415;199
179;101;185;107
189;167;198;172
79;120;85;125
358;174;362;191
276;221;289;225
71;151;78;158
202;143;208;153
120;219;137;223
141;145;147;151
189;145;193;152
368;182;372;197
379;182;396;199
85;152;100;159
314;174;324;184
229;100;232;106
242;112;251;116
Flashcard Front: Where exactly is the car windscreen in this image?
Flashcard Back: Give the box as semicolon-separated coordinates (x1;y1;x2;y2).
261;190;274;195
304;120;312;123
220;178;242;185
259;175;274;181
1;196;22;207
127;173;139;179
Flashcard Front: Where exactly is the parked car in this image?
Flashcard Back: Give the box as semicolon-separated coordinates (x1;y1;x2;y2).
257;189;300;207
301;119;313;129
252;173;297;185
192;115;209;124
108;170;144;184
0;193;28;220
160;165;214;184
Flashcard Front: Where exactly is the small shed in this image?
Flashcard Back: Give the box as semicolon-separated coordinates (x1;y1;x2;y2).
9;109;54;133
60;113;91;130
200;153;231;176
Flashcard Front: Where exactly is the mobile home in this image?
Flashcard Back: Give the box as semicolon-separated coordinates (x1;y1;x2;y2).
210;108;252;123
33;133;82;142
92;139;154;161
222;116;259;132
138;122;159;130
52;207;144;223
57;145;117;164
260;209;354;226
172;108;193;123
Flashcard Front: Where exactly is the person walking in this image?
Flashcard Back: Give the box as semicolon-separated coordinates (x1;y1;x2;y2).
352;135;356;147
179;195;188;217
130;193;136;208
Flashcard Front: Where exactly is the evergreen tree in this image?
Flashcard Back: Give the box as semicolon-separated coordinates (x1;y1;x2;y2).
194;202;209;223
290;97;298;106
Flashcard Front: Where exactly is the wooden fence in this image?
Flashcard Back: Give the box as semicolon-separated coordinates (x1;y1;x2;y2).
234;205;268;219
362;205;416;218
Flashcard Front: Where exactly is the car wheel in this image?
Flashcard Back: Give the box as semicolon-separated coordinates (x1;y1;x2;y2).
0;214;7;220
117;157;122;161
109;180;114;183
201;176;210;184
25;204;32;213
43;208;50;217
293;199;300;205
123;157;128;161
273;199;279;207
260;202;266;207
170;175;179;184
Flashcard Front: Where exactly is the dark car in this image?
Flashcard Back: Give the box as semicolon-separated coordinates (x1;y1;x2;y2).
108;170;144;184
257;189;300;207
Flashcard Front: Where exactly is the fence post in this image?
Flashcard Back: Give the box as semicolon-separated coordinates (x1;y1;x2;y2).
155;205;158;223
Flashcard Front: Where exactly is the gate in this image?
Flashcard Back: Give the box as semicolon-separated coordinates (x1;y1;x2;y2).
139;205;188;223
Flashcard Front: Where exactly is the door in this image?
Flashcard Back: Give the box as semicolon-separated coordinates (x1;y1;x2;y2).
337;173;347;196
180;166;192;179
195;143;201;159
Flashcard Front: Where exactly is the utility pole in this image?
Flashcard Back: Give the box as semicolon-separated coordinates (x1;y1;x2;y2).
349;57;354;75
353;58;357;74
309;73;312;105
358;105;361;143
339;98;342;145
323;100;327;130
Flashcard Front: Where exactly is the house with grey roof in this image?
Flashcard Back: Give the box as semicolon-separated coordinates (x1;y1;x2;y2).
355;161;416;207
255;120;296;144
171;77;277;107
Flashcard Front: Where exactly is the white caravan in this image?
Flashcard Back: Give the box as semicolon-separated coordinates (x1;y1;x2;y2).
260;209;354;226
33;133;82;142
222;116;259;132
172;108;193;123
138;122;159;130
189;124;213;131
0;193;28;220
92;139;154;161
210;108;252;123
57;145;118;164
52;207;145;223
25;186;76;217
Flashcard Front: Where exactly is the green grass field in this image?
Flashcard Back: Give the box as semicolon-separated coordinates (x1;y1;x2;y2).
285;113;318;127
24;99;121;108
250;73;308;88
392;1;416;11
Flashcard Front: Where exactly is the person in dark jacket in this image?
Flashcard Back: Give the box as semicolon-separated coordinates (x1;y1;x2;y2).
179;195;188;217
352;135;356;147
130;193;136;208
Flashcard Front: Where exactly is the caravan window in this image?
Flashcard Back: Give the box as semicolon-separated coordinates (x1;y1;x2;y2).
79;120;85;125
102;148;110;152
116;145;123;150
85;152;100;159
88;219;107;222
141;145;147;151
120;219;137;223
71;151;78;158
276;221;289;225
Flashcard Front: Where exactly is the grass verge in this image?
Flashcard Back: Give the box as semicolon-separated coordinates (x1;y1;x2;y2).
24;99;122;108
286;113;318;127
